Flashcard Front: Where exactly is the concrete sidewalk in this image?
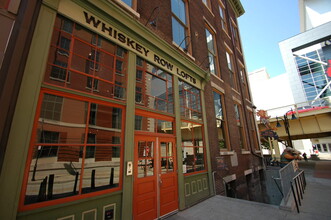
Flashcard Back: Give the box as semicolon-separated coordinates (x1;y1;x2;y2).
166;160;331;220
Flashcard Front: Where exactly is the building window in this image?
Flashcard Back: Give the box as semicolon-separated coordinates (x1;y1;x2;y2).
50;60;69;82
202;0;211;8
234;103;246;149
295;49;331;107
181;121;205;173
205;27;218;76
230;19;241;52
179;80;202;121
239;64;251;100
226;49;238;90
213;91;228;150
171;0;189;51
134;114;174;134
40;94;63;121
22;92;124;209
218;1;228;33
249;111;260;150
135;57;174;113
45;15;128;100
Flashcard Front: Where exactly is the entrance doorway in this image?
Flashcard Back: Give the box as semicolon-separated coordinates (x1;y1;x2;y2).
133;135;178;220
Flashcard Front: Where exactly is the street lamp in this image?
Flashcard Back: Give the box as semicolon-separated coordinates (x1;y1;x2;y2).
276;109;297;148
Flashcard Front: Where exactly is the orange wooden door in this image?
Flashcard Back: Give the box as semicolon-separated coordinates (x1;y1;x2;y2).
133;136;178;220
159;138;178;217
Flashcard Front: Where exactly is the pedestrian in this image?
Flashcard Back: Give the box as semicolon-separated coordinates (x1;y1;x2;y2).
303;152;308;162
280;147;302;168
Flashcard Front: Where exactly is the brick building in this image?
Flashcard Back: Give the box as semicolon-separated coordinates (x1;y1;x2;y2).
0;0;265;219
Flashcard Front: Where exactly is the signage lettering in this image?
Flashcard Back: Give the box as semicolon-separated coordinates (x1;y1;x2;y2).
154;54;174;71
84;11;150;57
83;11;197;84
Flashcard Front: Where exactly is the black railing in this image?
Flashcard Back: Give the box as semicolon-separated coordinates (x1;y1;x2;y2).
290;170;306;213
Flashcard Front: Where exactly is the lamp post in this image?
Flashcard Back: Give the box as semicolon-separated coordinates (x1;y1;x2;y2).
276;109;297;148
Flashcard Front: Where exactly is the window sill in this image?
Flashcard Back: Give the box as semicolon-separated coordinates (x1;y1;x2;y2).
171;41;195;62
220;150;234;156
210;74;224;83
241;150;250;155
112;0;140;18
203;3;215;17
231;87;240;95
224;30;231;40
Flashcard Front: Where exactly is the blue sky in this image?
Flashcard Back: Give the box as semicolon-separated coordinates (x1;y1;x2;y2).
238;0;300;77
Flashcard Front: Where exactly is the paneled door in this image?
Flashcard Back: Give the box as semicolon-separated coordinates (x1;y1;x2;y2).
133;136;178;220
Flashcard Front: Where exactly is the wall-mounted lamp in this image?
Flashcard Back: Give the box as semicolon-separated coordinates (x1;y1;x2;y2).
145;6;160;27
177;35;191;52
199;55;211;69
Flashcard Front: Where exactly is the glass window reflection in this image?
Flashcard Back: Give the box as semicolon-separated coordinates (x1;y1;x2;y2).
24;93;123;205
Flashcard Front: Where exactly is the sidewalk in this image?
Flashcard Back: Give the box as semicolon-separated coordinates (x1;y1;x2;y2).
166;160;331;220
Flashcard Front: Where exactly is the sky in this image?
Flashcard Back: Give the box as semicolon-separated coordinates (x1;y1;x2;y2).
238;0;301;78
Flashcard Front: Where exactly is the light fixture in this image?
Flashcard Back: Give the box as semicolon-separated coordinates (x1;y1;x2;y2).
276;117;281;127
145;6;160;27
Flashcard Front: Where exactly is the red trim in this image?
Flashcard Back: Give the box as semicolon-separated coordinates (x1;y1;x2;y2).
287;106;329;115
18;89;125;212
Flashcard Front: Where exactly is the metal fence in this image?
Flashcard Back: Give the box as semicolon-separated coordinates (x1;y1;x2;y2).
279;160;299;204
291;170;306;213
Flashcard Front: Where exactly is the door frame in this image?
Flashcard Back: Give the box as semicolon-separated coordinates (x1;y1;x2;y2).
133;134;178;219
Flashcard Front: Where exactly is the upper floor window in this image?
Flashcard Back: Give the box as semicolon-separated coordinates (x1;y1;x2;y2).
234;103;246;149
230;19;242;52
248;111;260;150
218;1;228;33
171;0;189;51
239;64;251;100
202;0;211;9
205;27;218;76
226;49;238;90
121;0;132;7
213;91;229;150
179;80;202;121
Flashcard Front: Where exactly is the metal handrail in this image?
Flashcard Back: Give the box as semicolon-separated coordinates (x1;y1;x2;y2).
290;170;306;213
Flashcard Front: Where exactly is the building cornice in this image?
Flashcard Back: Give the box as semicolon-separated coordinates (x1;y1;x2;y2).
228;0;245;17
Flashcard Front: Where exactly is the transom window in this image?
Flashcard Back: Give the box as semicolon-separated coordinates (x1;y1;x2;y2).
45;15;128;100
171;0;189;51
135;57;174;113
